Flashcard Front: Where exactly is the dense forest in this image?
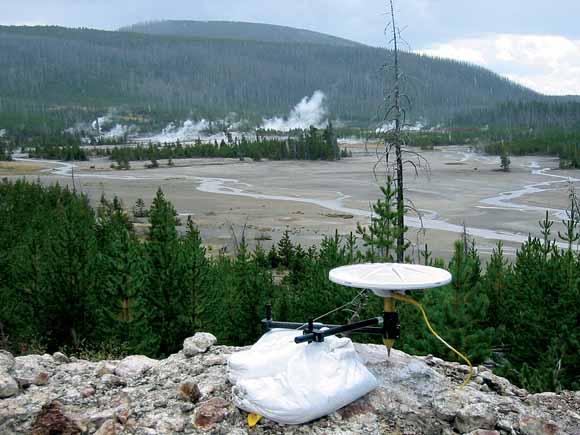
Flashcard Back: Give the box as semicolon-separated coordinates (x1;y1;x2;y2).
1;179;579;393
0;23;541;140
454;101;580;131
450;101;580;168
484;132;580;169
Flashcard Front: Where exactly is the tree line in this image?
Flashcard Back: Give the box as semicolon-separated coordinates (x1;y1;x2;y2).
452;100;580;168
484;131;580;169
1;179;579;393
24;124;346;163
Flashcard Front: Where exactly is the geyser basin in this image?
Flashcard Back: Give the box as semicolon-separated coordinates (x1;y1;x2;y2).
329;263;452;297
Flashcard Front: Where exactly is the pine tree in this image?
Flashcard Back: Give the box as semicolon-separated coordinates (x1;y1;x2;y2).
134;188;192;356
400;239;494;364
323;121;339;160
41;188;98;350
482;241;509;327
356;177;408;261
558;186;580;252
277;230;294;268
182;218;208;333
500;148;511;172
91;195;147;349
133;198;148;218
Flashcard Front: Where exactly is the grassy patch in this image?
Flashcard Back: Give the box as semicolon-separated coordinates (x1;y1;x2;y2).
0;161;45;175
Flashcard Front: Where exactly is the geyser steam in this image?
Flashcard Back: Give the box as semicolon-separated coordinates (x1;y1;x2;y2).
146;119;211;143
262;91;328;131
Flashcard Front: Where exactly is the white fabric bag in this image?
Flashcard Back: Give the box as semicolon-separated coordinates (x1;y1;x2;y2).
228;329;378;425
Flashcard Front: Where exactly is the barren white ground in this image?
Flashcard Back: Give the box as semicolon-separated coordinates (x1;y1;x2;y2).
10;144;580;261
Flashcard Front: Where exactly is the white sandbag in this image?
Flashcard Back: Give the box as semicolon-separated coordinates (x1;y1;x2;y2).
228;329;378;425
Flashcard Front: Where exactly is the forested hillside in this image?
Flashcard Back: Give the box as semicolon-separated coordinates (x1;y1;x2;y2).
120;20;363;47
0;24;541;137
452;101;580;168
454;100;580;131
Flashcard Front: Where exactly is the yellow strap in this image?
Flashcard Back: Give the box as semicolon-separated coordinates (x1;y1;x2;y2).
247;413;262;427
392;293;474;388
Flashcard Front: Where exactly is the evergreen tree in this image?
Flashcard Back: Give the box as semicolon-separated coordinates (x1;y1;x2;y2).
400;239;494;364
323;121;340;160
134;188;191;356
91;196;147;349
500;146;511;172
356;177;408;260
182;218;208;333
133;198;148;218
40;188;98;350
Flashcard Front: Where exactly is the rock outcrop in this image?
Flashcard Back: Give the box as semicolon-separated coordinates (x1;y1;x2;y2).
1;332;579;434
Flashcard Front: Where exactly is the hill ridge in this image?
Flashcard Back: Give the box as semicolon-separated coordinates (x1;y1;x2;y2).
119;19;365;47
0;23;545;133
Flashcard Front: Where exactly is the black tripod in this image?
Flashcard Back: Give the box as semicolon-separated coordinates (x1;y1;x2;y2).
262;304;400;345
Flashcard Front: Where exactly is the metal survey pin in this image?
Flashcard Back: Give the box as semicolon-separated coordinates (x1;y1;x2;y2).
383;296;398;357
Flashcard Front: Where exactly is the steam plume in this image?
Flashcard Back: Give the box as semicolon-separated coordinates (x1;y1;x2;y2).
262;91;328;132
145;119;211;143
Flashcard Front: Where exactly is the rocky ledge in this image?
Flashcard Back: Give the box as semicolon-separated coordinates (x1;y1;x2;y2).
1;333;579;435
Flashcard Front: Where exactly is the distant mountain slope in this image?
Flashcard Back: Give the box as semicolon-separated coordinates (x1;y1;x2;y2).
0;25;543;132
120;20;364;47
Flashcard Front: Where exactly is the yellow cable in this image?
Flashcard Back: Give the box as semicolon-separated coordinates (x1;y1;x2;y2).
248;413;262;427
391;292;474;388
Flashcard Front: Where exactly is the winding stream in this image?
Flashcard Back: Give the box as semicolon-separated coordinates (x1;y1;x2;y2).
15;149;579;247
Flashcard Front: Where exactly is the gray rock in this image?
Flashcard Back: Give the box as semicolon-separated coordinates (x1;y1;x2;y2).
497;418;515;433
478;370;513;396
114;355;158;378
0;372;19;398
183;332;217;357
204;354;226;366
156;415;185;433
455;403;497;433
12;354;54;387
89;407;126;427
0;335;578;435
100;374;126;387
94;419;123;435
52;352;70;364
465;431;500;435
432;392;463;421
60;361;92;375
95;361;116;377
518;415;561;435
81;386;96;398
0;350;15;372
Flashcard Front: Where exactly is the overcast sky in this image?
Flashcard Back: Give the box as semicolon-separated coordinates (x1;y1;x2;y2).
2;0;579;95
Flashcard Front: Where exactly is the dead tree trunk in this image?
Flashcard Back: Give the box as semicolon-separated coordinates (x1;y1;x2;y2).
388;0;405;263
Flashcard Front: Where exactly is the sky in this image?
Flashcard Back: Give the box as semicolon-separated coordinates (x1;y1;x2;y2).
2;0;579;96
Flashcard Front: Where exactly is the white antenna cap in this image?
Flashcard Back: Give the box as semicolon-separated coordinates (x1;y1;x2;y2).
329;263;452;297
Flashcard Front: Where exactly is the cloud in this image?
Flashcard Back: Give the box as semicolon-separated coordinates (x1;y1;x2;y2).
416;34;580;95
418;44;488;66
